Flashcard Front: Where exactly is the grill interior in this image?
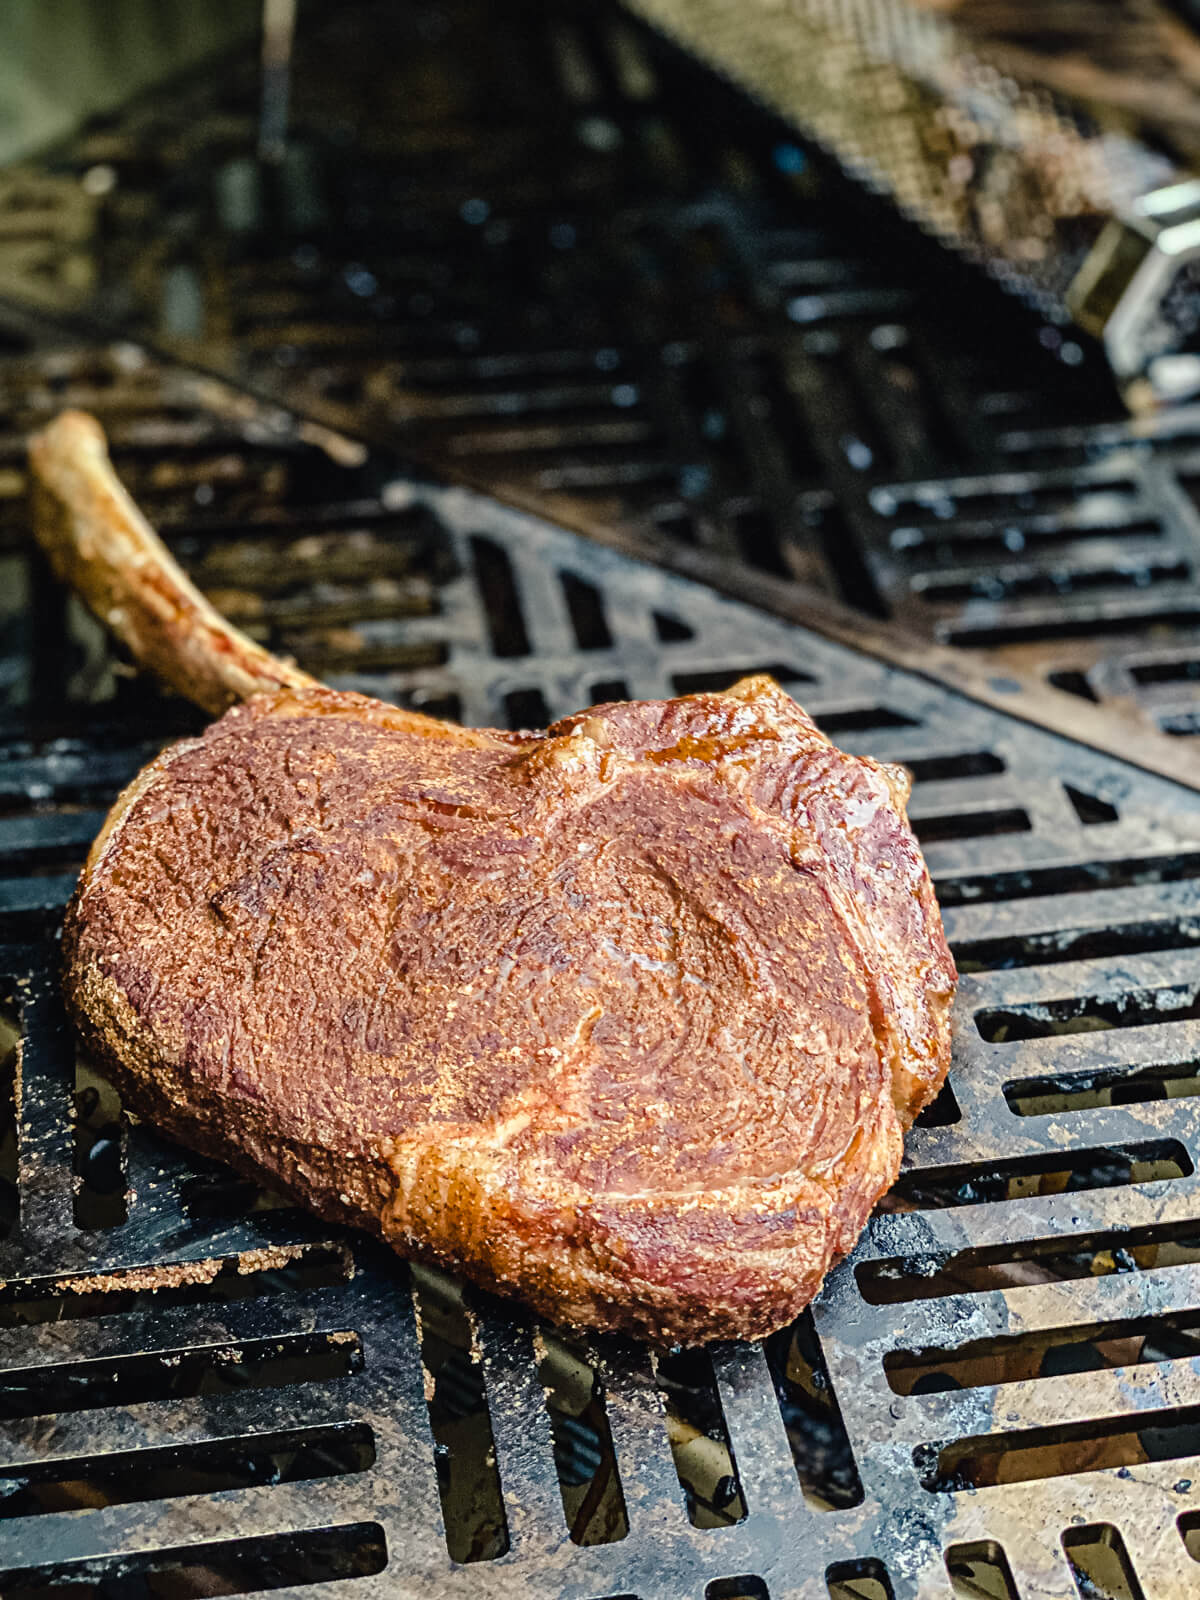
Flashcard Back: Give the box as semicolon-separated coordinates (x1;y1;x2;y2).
7;3;1200;1595
20;0;1200;743
3;326;1200;1596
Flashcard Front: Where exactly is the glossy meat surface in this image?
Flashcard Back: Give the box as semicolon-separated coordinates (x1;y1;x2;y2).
64;674;955;1341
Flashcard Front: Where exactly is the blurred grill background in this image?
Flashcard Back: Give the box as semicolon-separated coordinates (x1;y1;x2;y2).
14;0;1200;742
0;1;259;164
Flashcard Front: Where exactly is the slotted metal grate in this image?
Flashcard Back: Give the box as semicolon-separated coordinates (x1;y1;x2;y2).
6;344;1200;1597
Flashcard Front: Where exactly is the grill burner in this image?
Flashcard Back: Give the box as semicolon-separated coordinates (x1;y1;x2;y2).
3;331;1200;1596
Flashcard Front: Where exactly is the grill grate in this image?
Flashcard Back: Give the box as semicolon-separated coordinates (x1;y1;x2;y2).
5;350;1200;1595
8;5;1200;1591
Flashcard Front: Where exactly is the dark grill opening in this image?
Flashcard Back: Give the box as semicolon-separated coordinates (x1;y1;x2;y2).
538;1332;630;1546
858;1217;1200;1305
763;1313;864;1511
1177;1511;1200;1565
560;572;614;651
913;1079;962;1128
910;806;1031;845
671;664;815;695
1130;657;1200;686
655;1345;746;1528
503;687;551;730
1061;1525;1145;1600
904;750;1005;783
913;559;1191;606
977;985;1200;1041
0;1422;375;1519
882;1141;1192;1212
0;1332;363;1421
0;1001;18;1239
825;1560;894;1600
179;1168;297;1221
0;738;164;814
1047;667;1101;702
0;1524;388;1600
1063;785;1120;825
652;609;693;643
472;537;531;659
935;851;1200;907
707;1579;768;1600
814;507;890;619
891;518;1165;564
1005;1062;1200;1116
952;915;1200;973
590;677;630;703
812;706;920;736
943;609;1200;650
0;1245;351;1327
886;1312;1200;1395
920;1403;1200;1492
732;508;789;580
945;1542;1020;1600
72;1055;126;1232
0;813;102;873
410;1264;510;1565
874;481;1138;524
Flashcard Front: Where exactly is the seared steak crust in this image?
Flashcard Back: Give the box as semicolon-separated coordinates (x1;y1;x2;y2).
64;675;955;1342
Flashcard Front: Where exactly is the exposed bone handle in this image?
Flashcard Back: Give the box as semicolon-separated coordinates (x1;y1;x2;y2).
29;410;317;715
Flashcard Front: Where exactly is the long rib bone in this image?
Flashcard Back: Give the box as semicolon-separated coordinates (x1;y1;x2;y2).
29;410;317;715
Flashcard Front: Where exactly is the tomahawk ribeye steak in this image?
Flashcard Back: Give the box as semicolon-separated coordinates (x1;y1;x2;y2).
32;412;956;1343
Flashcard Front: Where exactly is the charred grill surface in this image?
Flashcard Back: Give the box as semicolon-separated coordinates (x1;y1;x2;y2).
0;335;1198;1592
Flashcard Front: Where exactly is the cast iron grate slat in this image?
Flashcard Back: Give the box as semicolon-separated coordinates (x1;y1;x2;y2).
4;360;1200;1596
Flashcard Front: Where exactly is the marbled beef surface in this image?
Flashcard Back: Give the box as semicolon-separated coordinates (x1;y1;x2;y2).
64;674;955;1342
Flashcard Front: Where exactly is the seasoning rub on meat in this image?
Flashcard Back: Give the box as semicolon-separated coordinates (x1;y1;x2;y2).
31;411;956;1344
